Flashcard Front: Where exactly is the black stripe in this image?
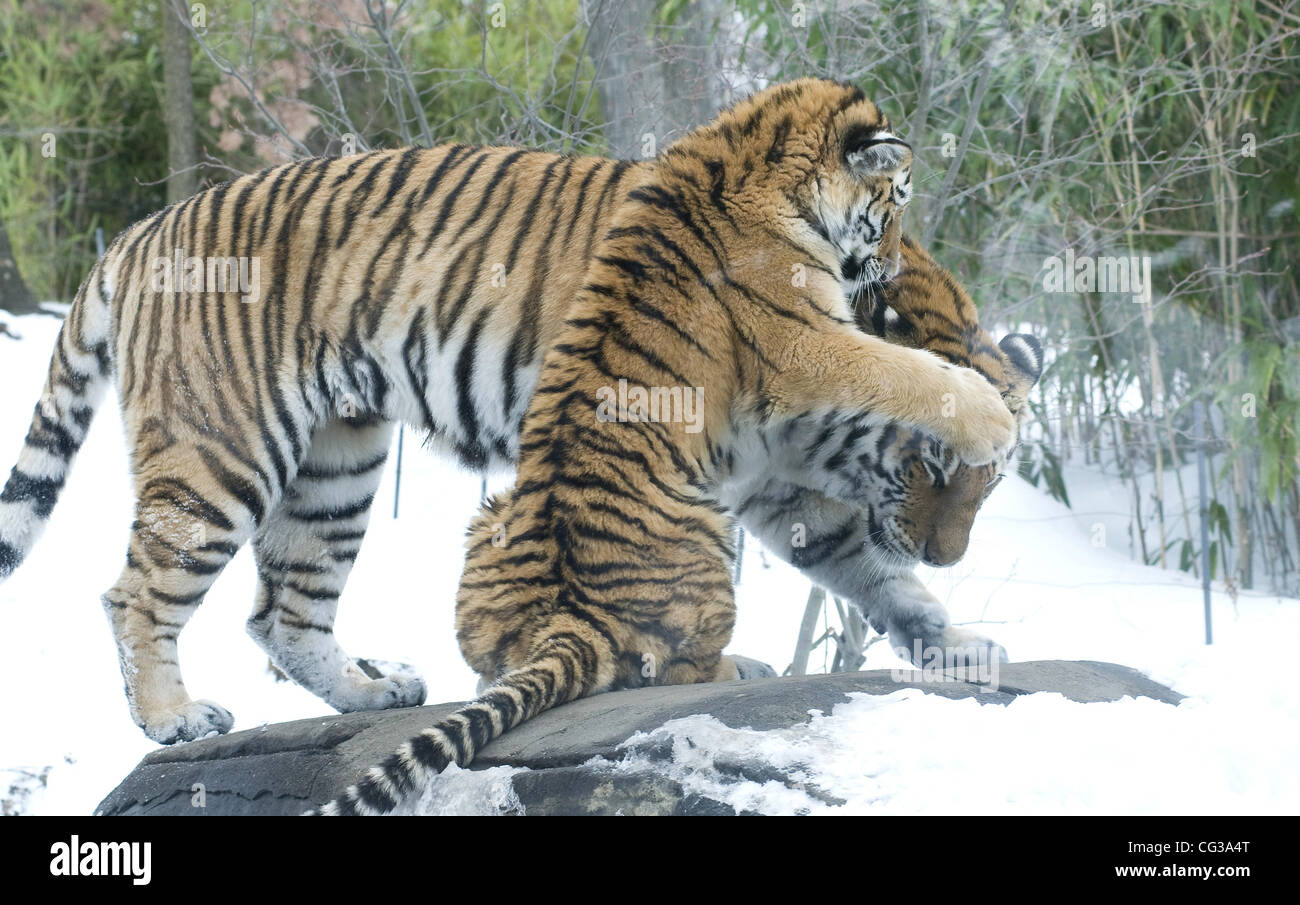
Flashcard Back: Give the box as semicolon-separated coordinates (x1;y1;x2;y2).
434;229;490;344
401;309;438;431
281;580;340;602
335;153;395;249
256;161;301;246
479;689;521;729
454;308;492;469
0;541;20;576
27;409;78;459
288;494;376;522
372;146;423;217
355;768;399;813
503;159;577;417
0;470;64;518
460;704;495;750
584;160;633;261
443;148;528;249
139;477;236;532
416;148;491;259
321;529;368;542
297;451;389;480
561;158;605;250
148;587;208;607
409;731;451;774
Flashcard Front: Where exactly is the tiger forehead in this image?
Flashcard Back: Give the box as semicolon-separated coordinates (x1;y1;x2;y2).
707;79;883;151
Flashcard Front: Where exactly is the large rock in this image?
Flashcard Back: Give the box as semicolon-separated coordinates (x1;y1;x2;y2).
97;660;1181;816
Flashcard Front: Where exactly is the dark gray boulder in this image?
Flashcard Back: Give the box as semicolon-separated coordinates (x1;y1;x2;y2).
96;660;1181;816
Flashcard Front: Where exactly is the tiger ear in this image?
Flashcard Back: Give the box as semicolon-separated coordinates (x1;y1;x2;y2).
842;124;912;173
998;333;1044;394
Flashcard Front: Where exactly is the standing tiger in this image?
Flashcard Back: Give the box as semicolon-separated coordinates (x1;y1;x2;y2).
0;76;1029;746
315;79;1039;815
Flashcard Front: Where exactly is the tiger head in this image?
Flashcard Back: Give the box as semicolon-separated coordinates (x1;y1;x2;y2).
805;95;914;297
853;238;1044;566
856;333;1042;566
668;78;915;300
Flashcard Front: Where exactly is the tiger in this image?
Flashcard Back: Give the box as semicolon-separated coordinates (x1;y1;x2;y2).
313;78;1038;816
0;75;1023;747
727;234;1042;668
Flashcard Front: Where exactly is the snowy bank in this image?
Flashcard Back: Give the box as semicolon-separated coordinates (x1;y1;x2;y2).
97;661;1182;816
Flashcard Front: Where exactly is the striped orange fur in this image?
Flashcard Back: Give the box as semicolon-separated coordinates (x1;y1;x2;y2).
316;79;1041;815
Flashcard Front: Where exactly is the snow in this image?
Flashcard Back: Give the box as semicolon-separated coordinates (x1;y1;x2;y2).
1;311;1296;815
604;684;1298;815
391;763;527;816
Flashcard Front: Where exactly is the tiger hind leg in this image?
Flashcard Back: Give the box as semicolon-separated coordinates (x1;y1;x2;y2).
102;449;264;744
246;418;426;713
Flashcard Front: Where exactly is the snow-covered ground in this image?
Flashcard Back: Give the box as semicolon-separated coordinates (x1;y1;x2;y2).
1;312;1296;815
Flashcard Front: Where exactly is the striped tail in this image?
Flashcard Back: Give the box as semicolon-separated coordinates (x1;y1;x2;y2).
313;634;598;816
0;261;114;580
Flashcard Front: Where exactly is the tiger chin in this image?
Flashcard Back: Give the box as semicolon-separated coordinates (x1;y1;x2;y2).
314;79;1029;815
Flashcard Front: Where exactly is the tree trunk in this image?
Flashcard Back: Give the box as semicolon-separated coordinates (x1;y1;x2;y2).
581;0;725;159
0;219;38;315
162;0;200;202
656;0;725;143
582;0;662;159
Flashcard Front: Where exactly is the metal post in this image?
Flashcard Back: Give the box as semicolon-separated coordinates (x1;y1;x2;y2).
1195;397;1212;645
392;426;404;519
733;526;745;584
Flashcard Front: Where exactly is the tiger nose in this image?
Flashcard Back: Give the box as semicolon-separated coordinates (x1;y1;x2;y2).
921;533;967;567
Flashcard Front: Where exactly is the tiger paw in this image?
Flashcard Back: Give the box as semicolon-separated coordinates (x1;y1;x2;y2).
939;367;1017;466
728;654;779;680
892;625;1008;670
333;658;428;712
141;699;235;745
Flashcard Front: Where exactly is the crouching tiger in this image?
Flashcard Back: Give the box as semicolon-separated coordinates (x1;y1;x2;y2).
729;233;1042;668
316;79;1039;815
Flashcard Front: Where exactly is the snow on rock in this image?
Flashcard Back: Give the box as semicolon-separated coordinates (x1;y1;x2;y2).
605;685;1295;815
392;763;528;817
98;663;1183;816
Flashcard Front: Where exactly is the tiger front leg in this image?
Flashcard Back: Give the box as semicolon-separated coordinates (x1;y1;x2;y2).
865;570;1009;669
765;328;1017;472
